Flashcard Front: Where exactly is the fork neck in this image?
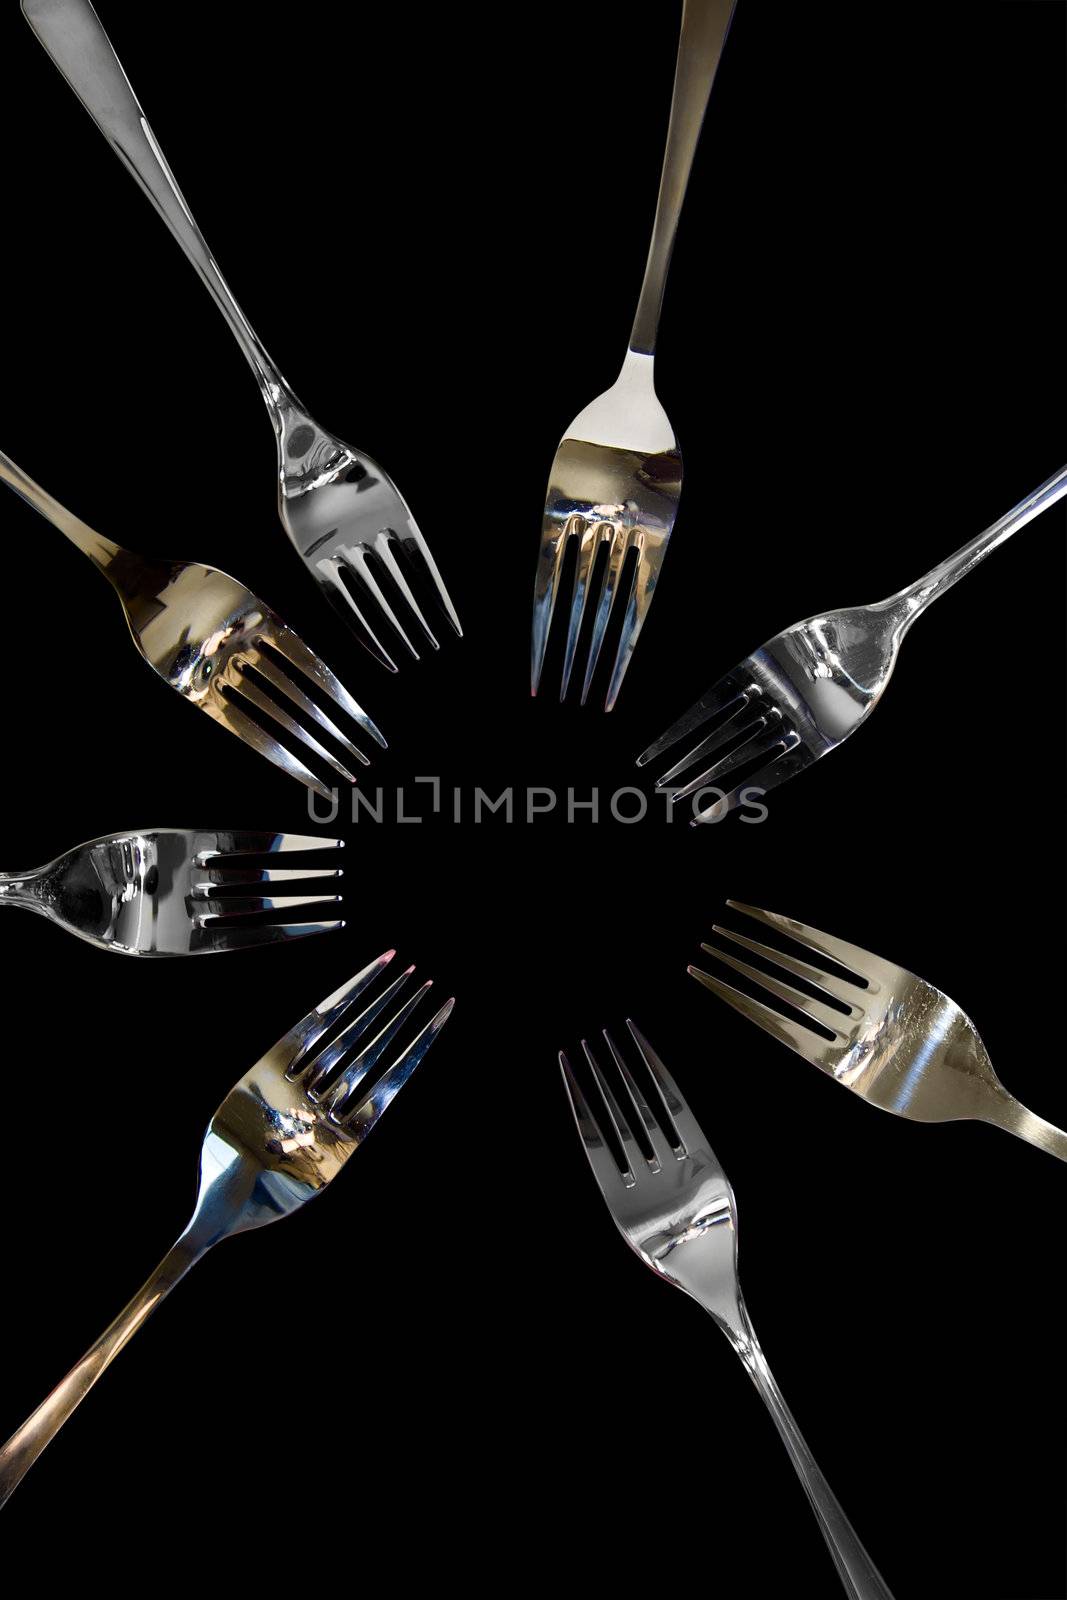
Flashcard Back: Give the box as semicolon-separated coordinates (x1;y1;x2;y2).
0;868;45;910
628;0;736;355
885;460;1067;631
0;450;124;575
980;1087;1067;1164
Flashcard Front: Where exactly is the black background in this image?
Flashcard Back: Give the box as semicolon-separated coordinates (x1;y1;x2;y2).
1;2;1064;1592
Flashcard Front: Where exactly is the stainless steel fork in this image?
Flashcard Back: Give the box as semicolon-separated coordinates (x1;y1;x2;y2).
561;1021;896;1600
638;461;1067;817
693;902;1067;1162
0;829;345;954
0;449;384;797
0;951;454;1505
23;0;461;671
531;1;736;710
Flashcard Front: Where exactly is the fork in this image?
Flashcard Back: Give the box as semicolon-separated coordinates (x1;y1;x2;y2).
23;0;461;672
638;460;1067;818
0;829;346;954
561;1021;896;1599
0;449;384;798
0;951;453;1505
531;0;736;711
692;902;1067;1162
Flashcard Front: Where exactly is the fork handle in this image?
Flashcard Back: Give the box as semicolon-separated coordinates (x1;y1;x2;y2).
732;1319;896;1599
894;459;1067;623
629;0;736;354
0;448;123;570
0;1231;207;1507
22;0;296;416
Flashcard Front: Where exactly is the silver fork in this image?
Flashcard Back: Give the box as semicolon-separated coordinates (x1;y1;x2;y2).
0;829;346;955
692;902;1067;1163
23;0;461;672
0;449;384;798
531;1;736;710
560;1021;896;1600
638;461;1067;818
0;951;454;1505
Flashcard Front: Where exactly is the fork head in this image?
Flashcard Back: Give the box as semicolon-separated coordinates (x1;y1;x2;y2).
187;950;454;1244
560;1020;743;1321
112;551;387;798
690;901;1005;1123
8;828;346;954
636;601;910;820
274;407;462;673
532;353;681;711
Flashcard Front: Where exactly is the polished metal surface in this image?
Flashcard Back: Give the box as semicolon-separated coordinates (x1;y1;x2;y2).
531;1;735;710
693;902;1067;1162
0;953;454;1505
0;450;385;797
638;461;1067;816
560;1021;895;1599
23;0;460;671
0;829;345;954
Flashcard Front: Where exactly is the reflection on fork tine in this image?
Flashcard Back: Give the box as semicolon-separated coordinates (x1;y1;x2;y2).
535;509;668;711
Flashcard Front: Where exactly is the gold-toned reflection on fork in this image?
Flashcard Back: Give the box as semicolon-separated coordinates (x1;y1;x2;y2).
692;902;1067;1162
0;954;454;1505
0;449;385;798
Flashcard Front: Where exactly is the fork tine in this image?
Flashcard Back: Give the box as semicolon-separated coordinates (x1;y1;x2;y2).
375;537;440;652
560;519;600;700
266;625;387;750
665;715;781;802
580;526;630;705
231;672;358;787
240;649;370;767
323;978;435;1116
725;901;885;982
655;697;761;787
337;996;455;1142
300;965;417;1095
581;1038;643;1181
207;695;336;800
394;522;463;638
603;537;666;713
196;831;345;858
195;864;343;887
559;1049;630;1193
278;950;396;1074
707;928;861;1007
602;1030;670;1169
316;554;400;672
531;520;568;696
195;893;343;921
700;946;852;1036
200;915;344;949
690;736;804;825
625;1020;698;1154
688;965;836;1065
636;673;751;768
339;545;421;660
